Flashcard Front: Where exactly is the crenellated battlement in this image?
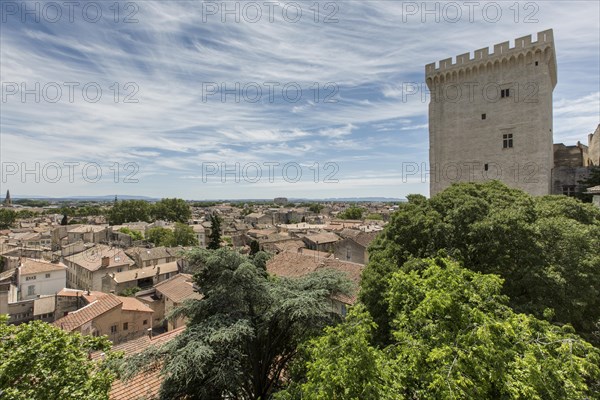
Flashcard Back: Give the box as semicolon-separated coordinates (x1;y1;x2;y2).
425;29;555;77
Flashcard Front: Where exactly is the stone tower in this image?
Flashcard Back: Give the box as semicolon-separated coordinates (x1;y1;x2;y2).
426;29;557;196
4;190;11;206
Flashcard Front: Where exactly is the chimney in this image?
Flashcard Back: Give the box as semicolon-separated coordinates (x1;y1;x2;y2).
101;256;110;268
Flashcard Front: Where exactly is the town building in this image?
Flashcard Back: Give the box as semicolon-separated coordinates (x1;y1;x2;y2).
101;261;180;295
63;245;135;291
17;258;67;300
136;273;201;331
53;290;154;344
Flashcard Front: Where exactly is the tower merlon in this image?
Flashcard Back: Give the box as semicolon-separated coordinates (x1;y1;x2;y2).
425;29;555;77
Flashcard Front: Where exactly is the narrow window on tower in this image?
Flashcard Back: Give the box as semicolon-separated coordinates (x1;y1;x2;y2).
501;89;511;98
484;163;489;171
481;113;486;120
535;61;539;66
503;133;514;149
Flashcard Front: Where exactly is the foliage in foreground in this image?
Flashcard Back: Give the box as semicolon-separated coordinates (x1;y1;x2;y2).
121;248;353;399
0;317;118;400
361;181;600;345
279;258;600;400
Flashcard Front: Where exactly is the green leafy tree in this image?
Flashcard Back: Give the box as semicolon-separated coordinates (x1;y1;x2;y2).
107;200;152;225
15;210;38;219
118;227;144;241
121;248;352;400
283;258;600;399
152;198;191;223
361;181;600;345
307;203;324;214
249;240;260;255
338;206;364;220
119;286;141;297
207;213;222;250
241;207;254;217
0;317;119;400
146;226;174;247
13;199;50;207
365;213;383;220
0;209;16;229
171;223;198;246
577;166;600;202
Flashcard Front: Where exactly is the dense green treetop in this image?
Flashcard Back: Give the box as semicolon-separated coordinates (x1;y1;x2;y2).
280;258;600;399
338;206;364;220
121;248;352;400
361;181;600;345
0;209;16;229
107;200;152;225
151;198;191;223
0;317;118;400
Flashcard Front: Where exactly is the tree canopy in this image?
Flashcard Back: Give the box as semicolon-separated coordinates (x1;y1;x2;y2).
121;248;352;399
207;213;222;250
361;181;600;345
0;317;118;400
146;223;198;247
280;258;600;399
0;209;16;229
152;198;191;223
338;205;364;220
107;200;152;225
107;198;191;225
117;227;144;241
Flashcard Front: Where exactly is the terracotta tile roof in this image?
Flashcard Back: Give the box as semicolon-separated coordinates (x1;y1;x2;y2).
68;225;107;233
19;258;67;275
125;246;174;262
352;231;379;248
154;274;201;304
273;240;306;253
110;262;179;283
303;232;341;244
107;328;184;400
93;326;184;360
267;252;364;304
0;268;15;282
53;293;122;331
64;245;134;272
119;296;154;313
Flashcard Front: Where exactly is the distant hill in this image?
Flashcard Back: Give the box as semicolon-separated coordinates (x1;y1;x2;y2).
3;195;405;203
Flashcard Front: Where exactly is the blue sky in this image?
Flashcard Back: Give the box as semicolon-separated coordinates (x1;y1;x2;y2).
1;1;599;200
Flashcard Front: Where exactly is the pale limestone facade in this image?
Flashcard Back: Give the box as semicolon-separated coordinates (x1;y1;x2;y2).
426;29;557;196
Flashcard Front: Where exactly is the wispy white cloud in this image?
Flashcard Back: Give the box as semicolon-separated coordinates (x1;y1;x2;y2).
1;0;598;199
